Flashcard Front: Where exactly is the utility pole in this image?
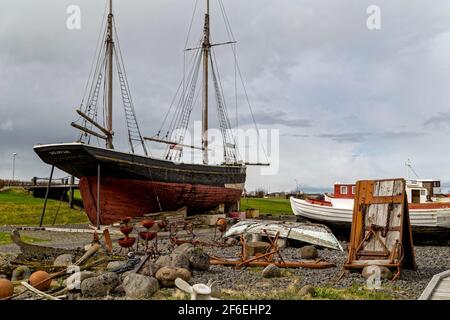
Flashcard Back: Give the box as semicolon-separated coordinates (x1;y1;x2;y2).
12;153;17;182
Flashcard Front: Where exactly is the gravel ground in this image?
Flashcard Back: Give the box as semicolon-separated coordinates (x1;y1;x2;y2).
1;225;450;300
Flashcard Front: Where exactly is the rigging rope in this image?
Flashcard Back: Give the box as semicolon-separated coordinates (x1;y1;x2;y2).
80;1;109;109
113;17;149;156
218;0;270;164
210;47;238;163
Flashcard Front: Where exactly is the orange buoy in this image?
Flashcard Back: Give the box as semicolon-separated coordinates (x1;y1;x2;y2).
29;271;52;291
0;279;14;299
216;218;228;232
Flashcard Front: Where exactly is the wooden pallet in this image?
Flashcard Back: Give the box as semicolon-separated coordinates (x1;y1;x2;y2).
141;207;187;223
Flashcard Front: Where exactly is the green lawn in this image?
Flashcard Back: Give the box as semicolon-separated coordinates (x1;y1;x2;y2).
0;188;89;226
73;190;82;201
240;197;292;216
0;189;292;226
0;232;49;246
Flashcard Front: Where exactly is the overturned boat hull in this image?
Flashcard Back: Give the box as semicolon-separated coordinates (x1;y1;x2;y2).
224;219;343;251
34;143;246;225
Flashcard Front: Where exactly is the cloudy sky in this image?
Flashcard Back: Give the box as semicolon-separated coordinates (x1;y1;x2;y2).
2;0;450;193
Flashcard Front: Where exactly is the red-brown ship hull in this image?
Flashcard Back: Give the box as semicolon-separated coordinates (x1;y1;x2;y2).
34;143;246;225
80;177;243;225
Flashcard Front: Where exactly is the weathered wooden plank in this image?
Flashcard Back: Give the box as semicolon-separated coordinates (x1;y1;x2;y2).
393;180;404;196
419;271;450;300
345;178;415;273
437;281;450;286
430;295;450;300
434;289;450;295
376;180;393;197
390;204;402;227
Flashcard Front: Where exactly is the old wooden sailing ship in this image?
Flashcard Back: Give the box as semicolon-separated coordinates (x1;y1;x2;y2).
34;1;259;225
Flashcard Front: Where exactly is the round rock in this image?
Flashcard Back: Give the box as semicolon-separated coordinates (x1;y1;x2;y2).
53;254;75;267
225;238;238;246
262;264;281;278
155;267;191;287
156;253;190;270
123;273;159;299
81;272;119;297
11;266;32;282
298;285;315;297
188;248;210;271
138;262;159;277
300;246;318;260
362;265;394;280
107;261;127;272
173;243;194;255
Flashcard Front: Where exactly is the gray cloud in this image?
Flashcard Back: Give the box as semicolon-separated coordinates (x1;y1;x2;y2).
281;133;310;138
239;110;312;128
0;120;13;131
316;133;371;143
424;112;450;129
288;131;427;144
2;0;450;191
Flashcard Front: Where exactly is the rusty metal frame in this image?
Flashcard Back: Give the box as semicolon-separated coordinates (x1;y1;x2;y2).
210;231;336;270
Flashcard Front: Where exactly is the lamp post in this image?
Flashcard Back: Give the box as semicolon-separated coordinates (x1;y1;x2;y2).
12;153;17;182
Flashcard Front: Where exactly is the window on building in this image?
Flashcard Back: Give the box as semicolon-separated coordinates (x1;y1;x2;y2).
340;186;348;195
352;186;356;195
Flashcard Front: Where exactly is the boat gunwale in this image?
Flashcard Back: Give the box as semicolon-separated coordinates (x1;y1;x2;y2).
33;142;247;173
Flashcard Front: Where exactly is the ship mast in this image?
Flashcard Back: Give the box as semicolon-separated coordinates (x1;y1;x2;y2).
202;0;210;165
106;0;114;149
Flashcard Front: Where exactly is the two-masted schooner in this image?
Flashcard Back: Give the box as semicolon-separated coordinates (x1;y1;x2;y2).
34;0;257;225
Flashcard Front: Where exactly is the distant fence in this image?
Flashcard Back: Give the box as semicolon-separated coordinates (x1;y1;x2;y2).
0;179;33;189
0;177;79;190
31;177;78;186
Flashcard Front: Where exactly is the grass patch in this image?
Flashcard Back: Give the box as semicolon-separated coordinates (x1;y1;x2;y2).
314;284;394;300
240;198;292;216
0;188;89;226
222;280;394;300
0;231;49;246
222;283;304;300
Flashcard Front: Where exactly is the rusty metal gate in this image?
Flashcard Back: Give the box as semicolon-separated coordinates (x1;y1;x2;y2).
344;179;416;279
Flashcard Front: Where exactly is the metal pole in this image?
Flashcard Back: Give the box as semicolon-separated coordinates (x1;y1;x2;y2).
39;165;54;227
106;0;114;149
69;175;75;209
202;0;210;165
97;164;101;230
12;153;17;182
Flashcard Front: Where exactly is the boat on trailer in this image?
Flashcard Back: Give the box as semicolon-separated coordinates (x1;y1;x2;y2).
290;180;450;239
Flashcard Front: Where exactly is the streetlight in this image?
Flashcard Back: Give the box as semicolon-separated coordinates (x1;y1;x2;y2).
12;153;17;182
